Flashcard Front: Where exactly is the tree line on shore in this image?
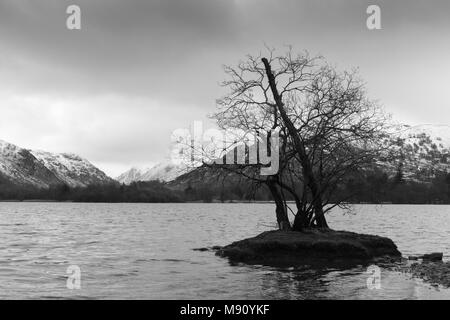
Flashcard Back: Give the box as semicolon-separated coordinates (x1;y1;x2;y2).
0;169;449;204
0;180;183;202
182;169;450;204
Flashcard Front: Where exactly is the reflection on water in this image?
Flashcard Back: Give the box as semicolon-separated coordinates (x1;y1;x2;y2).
0;203;449;299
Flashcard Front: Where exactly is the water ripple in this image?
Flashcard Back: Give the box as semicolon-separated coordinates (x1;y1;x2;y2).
0;203;448;299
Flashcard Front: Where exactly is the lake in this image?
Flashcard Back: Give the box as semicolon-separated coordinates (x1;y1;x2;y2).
0;203;449;299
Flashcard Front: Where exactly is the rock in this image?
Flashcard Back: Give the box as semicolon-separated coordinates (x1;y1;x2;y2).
408;256;419;261
410;261;450;287
421;252;443;262
193;246;223;252
216;229;401;267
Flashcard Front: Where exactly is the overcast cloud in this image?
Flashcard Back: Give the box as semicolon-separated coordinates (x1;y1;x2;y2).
1;0;449;176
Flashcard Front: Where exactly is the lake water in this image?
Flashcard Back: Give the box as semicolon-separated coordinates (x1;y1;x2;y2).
0;202;449;300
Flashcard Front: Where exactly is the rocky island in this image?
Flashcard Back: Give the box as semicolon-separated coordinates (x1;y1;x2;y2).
217;229;401;267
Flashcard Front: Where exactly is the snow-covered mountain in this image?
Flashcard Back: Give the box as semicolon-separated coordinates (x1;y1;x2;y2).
398;124;450;149
116;161;195;184
115;167;146;185
381;124;450;181
30;150;113;187
0;139;112;188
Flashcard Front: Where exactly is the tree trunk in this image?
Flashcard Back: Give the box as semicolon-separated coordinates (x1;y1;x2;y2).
313;204;329;228
267;179;291;231
262;57;329;230
292;208;308;231
307;180;329;229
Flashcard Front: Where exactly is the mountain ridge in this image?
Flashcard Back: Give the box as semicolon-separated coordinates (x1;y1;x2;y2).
0;139;113;188
116;161;195;184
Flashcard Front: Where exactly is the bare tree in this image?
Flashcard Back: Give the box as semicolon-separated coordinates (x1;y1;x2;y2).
208;47;389;231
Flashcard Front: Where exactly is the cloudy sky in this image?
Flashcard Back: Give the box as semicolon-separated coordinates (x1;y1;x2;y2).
0;0;449;177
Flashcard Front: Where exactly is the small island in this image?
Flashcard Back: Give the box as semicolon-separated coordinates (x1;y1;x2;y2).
217;229;401;267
